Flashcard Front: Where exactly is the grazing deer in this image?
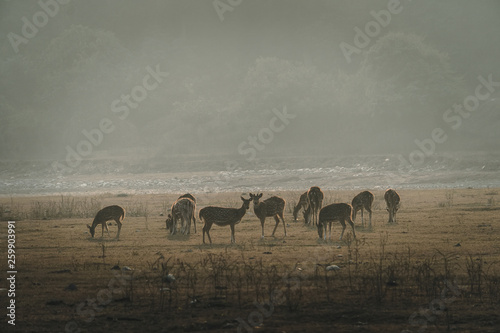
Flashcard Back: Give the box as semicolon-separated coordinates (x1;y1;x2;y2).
166;197;196;235
178;193;196;233
307;186;324;225
384;189;400;224
351;191;374;228
317;203;356;241
293;191;309;221
199;196;252;244
87;205;125;240
249;193;287;238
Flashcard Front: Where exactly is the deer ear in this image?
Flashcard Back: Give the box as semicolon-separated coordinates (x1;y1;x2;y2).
258;193;263;198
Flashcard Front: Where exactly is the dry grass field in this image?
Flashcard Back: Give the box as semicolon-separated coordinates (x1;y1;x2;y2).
1;188;500;332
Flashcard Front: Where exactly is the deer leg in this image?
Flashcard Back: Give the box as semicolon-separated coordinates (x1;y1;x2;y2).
271;216;280;237
171;216;176;235
184;213;190;235
367;206;372;227
230;224;236;243
361;208;364;228
339;219;347;240
203;221;212;244
280;212;287;237
102;223;110;237
260;218;266;239
192;215;197;234
115;220;122;240
181;214;186;235
347;217;356;239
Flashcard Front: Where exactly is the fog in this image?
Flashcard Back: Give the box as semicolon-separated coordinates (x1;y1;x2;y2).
1;0;499;176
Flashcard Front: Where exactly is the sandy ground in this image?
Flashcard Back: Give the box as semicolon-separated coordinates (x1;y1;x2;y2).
1;188;500;332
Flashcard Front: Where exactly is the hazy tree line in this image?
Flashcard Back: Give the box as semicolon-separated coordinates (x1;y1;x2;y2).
0;1;497;161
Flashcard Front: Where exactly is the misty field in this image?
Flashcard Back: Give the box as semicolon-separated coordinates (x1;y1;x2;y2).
2;188;500;332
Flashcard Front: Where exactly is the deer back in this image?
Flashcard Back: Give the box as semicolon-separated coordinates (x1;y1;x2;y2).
178;193;196;203
172;198;195;218
255;196;285;218
352;191;374;209
318;203;352;223
92;205;125;226
199;206;244;225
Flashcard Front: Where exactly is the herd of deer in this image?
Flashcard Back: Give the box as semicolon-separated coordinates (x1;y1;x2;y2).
86;188;401;244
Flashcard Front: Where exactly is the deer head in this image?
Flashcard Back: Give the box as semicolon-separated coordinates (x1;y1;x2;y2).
87;224;95;237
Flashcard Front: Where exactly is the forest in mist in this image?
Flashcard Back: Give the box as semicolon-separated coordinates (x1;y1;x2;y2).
1;0;499;166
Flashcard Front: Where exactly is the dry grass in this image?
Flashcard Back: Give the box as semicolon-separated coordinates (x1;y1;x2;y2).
1;188;500;332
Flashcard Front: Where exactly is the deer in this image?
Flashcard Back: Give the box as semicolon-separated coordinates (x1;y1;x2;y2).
166;197;196;235
384;189;400;224
249;193;287;239
87;205;126;240
199;196;252;244
307;186;324;225
351;191;374;228
317;203;356;241
292;191;309;222
178;193;196;233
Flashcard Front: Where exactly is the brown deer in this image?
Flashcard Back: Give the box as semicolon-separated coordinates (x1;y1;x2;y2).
351;191;374;228
87;205;125;240
249;193;287;238
384;189;400;224
293;191;309;221
166;197;196;235
178;193;196;233
317;203;356;241
307;186;324;225
199;196;252;244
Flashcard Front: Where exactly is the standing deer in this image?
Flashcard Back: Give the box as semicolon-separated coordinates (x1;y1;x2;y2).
293;191;309;221
351;191;374;228
384;189;400;224
166;197;196;235
249;193;287;238
307;186;324;225
87;205;125;240
199;196;252;244
317;203;356;241
178;193;196;233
